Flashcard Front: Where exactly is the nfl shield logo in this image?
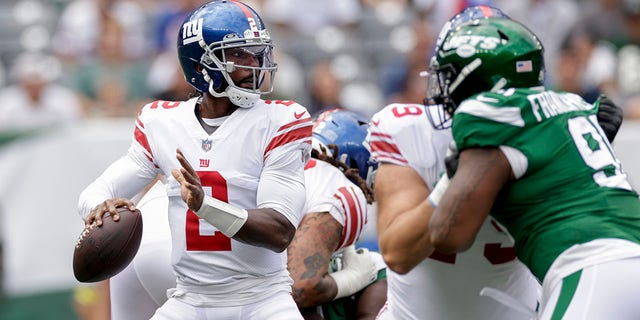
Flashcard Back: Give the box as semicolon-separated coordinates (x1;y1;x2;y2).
201;139;212;152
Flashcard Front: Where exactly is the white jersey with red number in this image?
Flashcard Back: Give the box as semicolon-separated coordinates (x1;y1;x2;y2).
367;104;541;320
303;159;368;250
79;97;312;306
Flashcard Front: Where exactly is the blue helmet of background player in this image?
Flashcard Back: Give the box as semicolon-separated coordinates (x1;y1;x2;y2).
312;108;378;184
177;0;277;108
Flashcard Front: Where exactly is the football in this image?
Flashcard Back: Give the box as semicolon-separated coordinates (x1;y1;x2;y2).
73;207;143;283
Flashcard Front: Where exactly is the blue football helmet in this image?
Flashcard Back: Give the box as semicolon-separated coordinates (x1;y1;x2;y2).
312;109;378;184
177;0;277;108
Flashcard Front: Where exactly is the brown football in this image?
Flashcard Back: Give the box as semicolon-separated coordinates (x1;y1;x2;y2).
73;207;143;283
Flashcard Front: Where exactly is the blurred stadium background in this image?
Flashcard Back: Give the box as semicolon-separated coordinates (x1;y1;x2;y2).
0;0;639;318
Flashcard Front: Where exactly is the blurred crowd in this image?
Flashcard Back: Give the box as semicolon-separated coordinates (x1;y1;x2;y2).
0;0;639;132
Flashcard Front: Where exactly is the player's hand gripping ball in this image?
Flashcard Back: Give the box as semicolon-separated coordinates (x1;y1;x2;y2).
73;207;143;283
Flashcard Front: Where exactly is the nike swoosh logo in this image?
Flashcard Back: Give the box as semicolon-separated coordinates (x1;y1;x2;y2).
294;111;305;119
371;120;380;126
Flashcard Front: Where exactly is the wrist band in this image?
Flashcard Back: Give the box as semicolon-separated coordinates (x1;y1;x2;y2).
330;269;358;299
195;196;248;238
427;174;450;208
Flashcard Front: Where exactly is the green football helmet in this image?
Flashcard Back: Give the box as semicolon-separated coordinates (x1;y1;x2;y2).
426;17;545;128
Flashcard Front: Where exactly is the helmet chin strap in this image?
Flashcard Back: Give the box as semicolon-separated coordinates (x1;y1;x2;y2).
490;77;508;92
202;68;259;108
449;58;482;94
225;86;259;109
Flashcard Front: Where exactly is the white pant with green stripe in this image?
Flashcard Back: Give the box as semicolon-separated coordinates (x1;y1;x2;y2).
538;239;640;319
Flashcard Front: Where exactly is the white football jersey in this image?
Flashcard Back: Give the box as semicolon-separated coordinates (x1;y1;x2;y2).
367;104;540;320
82;97;312;306
303;159;368;250
110;180;174;320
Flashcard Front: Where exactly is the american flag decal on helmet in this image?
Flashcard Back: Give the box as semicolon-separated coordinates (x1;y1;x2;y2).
516;60;533;73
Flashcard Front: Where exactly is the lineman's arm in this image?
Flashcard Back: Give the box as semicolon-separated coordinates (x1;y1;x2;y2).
288;212;342;307
375;162;435;274
430;148;510;253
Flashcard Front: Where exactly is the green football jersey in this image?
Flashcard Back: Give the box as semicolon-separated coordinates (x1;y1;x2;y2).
452;88;640;281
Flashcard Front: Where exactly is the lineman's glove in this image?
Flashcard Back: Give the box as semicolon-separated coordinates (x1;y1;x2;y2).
329;245;378;300
596;94;623;143
444;141;459;178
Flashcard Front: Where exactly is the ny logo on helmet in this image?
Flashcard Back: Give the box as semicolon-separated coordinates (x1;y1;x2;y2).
182;18;203;45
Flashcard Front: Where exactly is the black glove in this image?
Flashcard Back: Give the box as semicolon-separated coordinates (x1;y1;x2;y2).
596;94;623;143
445;141;459;178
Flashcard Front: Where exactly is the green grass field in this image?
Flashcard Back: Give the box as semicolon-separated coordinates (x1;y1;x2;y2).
0;289;79;320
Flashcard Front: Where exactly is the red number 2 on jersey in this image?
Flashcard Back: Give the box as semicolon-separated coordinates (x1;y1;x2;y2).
185;171;233;251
